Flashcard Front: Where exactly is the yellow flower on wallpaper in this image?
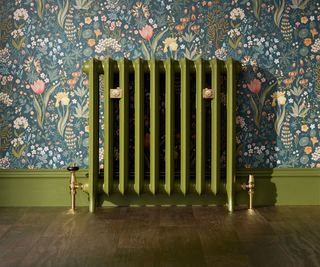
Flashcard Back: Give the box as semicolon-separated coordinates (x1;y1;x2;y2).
310;28;318;37
303;38;312;46
55;92;70;107
271;91;286;106
301;16;308;24
85;17;92;24
304;146;313;154
87;38;96;47
301;124;309;132
311;136;318;145
163;37;178;52
94;29;102;37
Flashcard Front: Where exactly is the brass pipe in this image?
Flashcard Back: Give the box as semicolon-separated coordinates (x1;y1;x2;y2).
67;165;83;213
241;174;255;210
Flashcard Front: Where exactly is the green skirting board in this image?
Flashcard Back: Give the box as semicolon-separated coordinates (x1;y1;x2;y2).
0;169;319;207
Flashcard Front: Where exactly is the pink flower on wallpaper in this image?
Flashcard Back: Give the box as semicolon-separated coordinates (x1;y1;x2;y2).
139;25;153;41
247;79;261;94
30;80;45;94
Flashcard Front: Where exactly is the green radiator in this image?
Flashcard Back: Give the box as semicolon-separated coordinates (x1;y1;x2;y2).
83;58;238;212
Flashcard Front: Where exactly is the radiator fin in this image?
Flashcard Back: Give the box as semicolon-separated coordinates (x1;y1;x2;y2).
195;59;205;195
103;58;115;195
118;59;129;195
179;58;190;195
133;59;144;195
164;59;175;195
149;59;160;194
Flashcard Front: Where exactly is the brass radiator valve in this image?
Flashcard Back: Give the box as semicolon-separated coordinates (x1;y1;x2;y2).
67;165;83;213
241;174;255;210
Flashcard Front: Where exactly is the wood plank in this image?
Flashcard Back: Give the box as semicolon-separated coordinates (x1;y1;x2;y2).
0;207;319;267
159;226;206;267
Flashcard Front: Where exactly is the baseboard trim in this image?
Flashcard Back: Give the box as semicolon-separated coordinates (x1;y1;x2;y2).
0;168;319;206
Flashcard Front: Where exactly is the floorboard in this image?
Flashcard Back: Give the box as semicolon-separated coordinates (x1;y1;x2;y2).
0;206;319;267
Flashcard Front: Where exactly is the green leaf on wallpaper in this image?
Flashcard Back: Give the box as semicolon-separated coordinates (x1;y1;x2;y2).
141;41;150;60
290;0;310;9
290;86;303;96
259;81;277;108
74;0;93;10
275;105;286;136
12;145;26;158
151;29;168;55
43;82;60;109
236;144;243;156
0;126;12;152
57;105;70;136
207;13;228;48
274;0;286;27
182;32;194;43
57;0;69;29
74;86;87;97
0;18;13;42
74;102;88;119
251;0;261;20
290;101;309;118
35;0;46;19
184;48;200;60
249;96;260;127
12;37;26;50
33;96;43;129
228;37;241;49
47;66;59;81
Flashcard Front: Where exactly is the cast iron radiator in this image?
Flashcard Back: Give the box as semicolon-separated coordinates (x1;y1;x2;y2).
83;58;238;212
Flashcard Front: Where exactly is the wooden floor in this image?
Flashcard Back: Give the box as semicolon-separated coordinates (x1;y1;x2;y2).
0;206;319;267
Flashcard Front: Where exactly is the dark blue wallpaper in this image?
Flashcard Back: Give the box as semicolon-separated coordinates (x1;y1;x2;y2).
0;0;320;169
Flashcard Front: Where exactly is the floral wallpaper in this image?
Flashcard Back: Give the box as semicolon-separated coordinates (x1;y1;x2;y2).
0;0;320;169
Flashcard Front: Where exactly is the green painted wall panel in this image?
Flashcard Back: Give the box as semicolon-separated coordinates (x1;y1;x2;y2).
0;169;319;207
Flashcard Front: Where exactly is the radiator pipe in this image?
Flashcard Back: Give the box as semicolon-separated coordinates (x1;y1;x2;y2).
67;165;83;213
241;174;255;210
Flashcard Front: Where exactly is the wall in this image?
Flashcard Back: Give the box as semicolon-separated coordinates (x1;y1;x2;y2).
0;0;320;169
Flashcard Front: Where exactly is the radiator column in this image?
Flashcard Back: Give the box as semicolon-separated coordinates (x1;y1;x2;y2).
210;59;221;195
83;59;102;212
195;59;205;195
149;59;160;194
164;59;175;195
103;58;115;195
226;58;236;212
179;58;190;195
133;59;145;195
118;59;129;194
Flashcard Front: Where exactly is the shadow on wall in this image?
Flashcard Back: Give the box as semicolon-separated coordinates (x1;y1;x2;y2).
236;170;278;207
236;65;279;169
235;65;279;206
